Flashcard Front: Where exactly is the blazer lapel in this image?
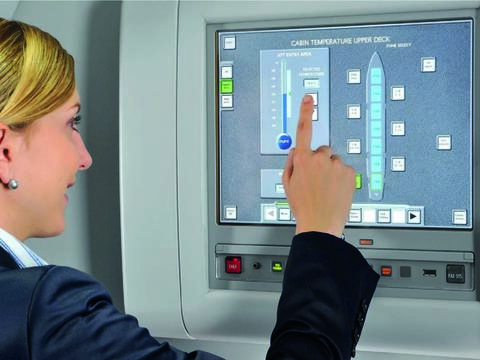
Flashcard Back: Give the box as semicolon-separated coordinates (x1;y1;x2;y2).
0;246;20;269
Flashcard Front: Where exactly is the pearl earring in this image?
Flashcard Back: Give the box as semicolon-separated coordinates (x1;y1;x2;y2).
8;179;19;190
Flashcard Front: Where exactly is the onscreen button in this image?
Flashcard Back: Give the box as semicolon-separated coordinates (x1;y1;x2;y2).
263;206;277;221
224;36;236;50
452;210;467;225
224;206;237;220
347;69;361;84
407;210;421;224
391;85;405;101
421;57;436;72
377;209;391;223
436;135;452;151
221;65;233;79
349;209;362;223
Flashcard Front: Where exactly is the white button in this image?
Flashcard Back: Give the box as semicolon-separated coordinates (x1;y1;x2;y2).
312;107;318;121
224;36;236;50
221;66;233;79
304;79;320;88
347;69;361;84
391;121;405;136
275;184;285;194
452;210;467;225
224;206;237;220
221;95;233;108
407;210;421;224
363;208;376;223
347;104;361;119
391;157;406;172
421;57;436;72
349;209;362;223
377;209;391;223
437;135;452;150
392;209;406;224
347;139;361;154
391;86;405;101
279;208;291;221
306;92;318;105
263;206;277;221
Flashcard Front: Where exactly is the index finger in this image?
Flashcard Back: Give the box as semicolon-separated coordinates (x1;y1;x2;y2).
295;95;314;149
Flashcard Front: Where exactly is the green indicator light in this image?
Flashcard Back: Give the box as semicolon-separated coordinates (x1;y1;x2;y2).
355;174;362;189
220;79;233;93
272;261;283;272
275;201;289;207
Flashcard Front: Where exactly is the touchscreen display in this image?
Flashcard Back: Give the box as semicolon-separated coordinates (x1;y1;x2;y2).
217;19;473;228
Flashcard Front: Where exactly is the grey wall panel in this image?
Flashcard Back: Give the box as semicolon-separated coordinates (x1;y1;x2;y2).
83;1;123;311
0;1;18;19
13;1;124;309
119;1;188;338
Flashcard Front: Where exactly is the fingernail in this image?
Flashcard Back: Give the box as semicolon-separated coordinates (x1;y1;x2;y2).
302;95;312;104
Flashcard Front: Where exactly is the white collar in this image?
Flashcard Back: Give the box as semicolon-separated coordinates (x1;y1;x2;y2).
0;228;47;268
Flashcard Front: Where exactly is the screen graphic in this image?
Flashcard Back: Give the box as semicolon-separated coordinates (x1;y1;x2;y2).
217;19;473;229
260;48;330;154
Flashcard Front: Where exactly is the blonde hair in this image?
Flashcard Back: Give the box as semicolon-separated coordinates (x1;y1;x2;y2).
0;18;75;129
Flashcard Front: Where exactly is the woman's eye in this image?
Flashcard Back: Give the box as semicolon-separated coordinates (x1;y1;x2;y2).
70;114;82;132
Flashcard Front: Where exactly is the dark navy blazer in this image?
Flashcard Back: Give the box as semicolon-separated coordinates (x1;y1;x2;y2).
0;232;378;359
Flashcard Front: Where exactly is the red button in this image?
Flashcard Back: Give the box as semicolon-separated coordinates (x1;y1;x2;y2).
225;256;242;274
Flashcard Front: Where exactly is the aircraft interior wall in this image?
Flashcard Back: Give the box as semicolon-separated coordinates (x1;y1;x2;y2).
3;1;480;359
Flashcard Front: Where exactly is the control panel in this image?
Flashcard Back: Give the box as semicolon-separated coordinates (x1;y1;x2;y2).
216;245;473;293
209;16;476;300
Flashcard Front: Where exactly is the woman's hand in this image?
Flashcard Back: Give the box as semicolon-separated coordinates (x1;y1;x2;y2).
282;95;356;237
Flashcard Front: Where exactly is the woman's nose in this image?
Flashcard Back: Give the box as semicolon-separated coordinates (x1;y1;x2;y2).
77;134;93;170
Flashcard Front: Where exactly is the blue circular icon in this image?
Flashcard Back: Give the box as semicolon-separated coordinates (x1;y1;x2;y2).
277;133;292;150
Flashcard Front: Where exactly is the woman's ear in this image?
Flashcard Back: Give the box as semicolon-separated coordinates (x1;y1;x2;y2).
0;124;16;186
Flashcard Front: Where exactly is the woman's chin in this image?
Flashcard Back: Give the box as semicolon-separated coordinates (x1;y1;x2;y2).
37;219;65;238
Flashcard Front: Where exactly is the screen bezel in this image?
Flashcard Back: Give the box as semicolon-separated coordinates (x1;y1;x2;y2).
213;17;475;231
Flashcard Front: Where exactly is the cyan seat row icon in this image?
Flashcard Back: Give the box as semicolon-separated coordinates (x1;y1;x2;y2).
370;85;382;102
370;138;382;155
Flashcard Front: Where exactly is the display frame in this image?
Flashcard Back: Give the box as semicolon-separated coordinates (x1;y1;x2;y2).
214;18;475;231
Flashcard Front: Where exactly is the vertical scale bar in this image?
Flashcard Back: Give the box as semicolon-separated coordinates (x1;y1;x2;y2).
366;52;386;200
276;59;293;150
282;60;287;134
286;69;292;121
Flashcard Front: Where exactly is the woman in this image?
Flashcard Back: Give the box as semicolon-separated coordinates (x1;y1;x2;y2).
0;18;378;360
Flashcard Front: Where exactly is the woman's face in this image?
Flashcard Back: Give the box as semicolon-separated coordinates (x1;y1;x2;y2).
11;90;92;239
